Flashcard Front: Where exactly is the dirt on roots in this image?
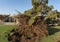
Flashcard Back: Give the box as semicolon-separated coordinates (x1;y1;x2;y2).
8;15;48;42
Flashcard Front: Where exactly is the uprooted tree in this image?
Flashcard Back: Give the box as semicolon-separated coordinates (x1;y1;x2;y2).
7;0;55;42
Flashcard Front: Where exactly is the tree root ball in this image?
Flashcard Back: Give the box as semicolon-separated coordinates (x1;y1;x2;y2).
8;15;48;42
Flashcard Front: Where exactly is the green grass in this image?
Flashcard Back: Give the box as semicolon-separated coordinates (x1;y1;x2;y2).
0;25;60;42
41;26;60;42
0;25;17;42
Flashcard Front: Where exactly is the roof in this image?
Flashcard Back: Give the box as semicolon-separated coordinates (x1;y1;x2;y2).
0;15;10;18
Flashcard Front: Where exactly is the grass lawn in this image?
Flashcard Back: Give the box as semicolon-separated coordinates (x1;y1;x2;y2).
0;25;17;42
41;26;60;42
0;25;60;42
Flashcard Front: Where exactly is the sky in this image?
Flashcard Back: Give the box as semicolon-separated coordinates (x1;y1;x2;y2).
0;0;60;15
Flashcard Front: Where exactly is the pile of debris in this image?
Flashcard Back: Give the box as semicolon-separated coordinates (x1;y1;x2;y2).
8;15;48;42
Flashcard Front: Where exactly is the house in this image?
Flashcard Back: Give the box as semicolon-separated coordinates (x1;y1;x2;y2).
0;14;18;25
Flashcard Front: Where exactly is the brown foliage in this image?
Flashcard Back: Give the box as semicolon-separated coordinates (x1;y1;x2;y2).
8;15;48;42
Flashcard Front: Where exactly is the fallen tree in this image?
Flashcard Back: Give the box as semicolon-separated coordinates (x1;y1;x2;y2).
7;0;49;42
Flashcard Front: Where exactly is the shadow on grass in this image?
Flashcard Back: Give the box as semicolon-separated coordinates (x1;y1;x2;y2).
48;27;60;35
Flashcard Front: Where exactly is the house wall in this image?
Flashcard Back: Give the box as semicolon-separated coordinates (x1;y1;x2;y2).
0;19;4;24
